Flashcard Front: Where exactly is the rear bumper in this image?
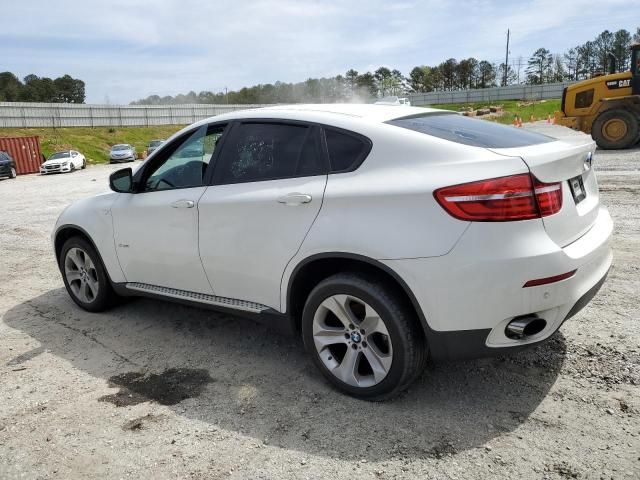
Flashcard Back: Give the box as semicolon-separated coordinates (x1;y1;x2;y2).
382;206;613;360
425;268;609;360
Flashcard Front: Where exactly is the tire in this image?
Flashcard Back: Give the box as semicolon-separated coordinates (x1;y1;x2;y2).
70;163;76;172
59;237;119;312
591;109;639;150
301;273;426;401
81;159;86;169
9;167;17;179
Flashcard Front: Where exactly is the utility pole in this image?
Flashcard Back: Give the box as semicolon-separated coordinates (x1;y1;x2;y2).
225;87;228;104
503;29;510;86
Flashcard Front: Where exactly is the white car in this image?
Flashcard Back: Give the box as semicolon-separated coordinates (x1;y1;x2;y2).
52;104;612;400
40;150;86;174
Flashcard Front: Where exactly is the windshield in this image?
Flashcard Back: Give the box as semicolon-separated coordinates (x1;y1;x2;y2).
149;141;163;147
49;151;71;160
111;145;131;151
386;113;553;148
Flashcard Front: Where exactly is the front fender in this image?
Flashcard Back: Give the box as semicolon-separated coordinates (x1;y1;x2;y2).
53;192;126;283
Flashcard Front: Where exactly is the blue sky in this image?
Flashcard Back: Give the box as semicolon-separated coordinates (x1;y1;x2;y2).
1;0;634;103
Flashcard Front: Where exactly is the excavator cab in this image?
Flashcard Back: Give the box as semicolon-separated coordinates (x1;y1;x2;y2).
632;43;640;95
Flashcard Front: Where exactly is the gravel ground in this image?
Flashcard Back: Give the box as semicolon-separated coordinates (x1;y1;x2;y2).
0;126;638;479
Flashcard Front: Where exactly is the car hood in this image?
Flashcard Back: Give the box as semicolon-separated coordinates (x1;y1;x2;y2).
43;158;69;165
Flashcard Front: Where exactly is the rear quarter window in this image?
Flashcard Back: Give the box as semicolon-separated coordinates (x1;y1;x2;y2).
324;128;371;172
386;113;553;148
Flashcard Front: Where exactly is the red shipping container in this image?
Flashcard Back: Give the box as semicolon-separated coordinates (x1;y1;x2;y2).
0;136;42;175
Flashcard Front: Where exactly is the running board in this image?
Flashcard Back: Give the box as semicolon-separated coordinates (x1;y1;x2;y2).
125;282;269;313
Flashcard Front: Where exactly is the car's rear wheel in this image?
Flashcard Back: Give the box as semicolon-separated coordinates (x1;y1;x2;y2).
60;237;119;312
301;273;426;401
9;167;17;179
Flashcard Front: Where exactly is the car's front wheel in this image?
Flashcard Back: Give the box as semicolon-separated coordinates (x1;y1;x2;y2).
9;167;17;179
81;158;86;169
302;273;426;401
60;237;119;312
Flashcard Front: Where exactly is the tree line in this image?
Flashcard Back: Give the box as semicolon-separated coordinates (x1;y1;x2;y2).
0;72;85;103
132;26;639;105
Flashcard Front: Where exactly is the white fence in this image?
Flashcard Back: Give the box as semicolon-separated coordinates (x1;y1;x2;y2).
409;82;572;106
0;102;270;128
0;83;573;127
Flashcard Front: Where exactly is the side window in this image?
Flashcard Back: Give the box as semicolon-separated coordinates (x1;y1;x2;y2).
216;123;323;184
324;129;370;172
575;89;594;109
143;124;226;191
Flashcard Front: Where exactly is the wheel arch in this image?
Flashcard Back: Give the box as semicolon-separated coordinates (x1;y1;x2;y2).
593;97;640;122
53;225;116;284
285;252;431;339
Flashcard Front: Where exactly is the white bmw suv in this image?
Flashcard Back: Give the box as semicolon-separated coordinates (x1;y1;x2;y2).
53;104;613;400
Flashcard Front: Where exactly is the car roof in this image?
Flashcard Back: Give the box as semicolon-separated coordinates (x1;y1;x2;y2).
112;144;131;147
161;104;451;149
206;104;443;124
181;104;448;132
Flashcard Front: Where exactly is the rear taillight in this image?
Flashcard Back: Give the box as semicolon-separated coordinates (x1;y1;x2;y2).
533;179;562;217
434;174;562;222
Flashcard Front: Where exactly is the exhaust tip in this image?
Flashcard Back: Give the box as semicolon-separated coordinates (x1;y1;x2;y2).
505;316;547;340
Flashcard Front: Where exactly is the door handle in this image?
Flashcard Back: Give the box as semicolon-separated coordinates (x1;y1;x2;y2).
277;193;312;206
170;199;195;208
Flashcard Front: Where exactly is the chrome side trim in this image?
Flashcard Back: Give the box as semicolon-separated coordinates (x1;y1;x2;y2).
125;282;268;313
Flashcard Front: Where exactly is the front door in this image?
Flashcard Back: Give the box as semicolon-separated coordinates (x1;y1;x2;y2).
111;124;226;294
198;121;328;309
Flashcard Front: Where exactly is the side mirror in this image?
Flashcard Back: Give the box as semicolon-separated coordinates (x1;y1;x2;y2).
109;168;134;193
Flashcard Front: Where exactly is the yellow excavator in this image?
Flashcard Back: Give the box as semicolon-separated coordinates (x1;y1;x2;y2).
555;43;640;149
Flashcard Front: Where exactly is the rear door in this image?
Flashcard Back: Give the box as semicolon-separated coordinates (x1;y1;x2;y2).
491;138;599;247
198;121;328;310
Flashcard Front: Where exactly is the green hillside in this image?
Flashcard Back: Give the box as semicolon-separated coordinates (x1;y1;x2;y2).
431;99;561;125
0;125;184;164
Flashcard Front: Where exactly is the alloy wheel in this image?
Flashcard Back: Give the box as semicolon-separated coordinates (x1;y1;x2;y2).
64;247;99;303
312;294;393;388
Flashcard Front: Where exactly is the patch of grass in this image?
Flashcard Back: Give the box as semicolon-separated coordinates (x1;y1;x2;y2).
430;99;561;125
0;125;184;164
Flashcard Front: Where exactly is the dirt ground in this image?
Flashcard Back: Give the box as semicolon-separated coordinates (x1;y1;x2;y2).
0;125;638;479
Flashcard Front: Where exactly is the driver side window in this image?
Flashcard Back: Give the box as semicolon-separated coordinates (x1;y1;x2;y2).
144;124;226;191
